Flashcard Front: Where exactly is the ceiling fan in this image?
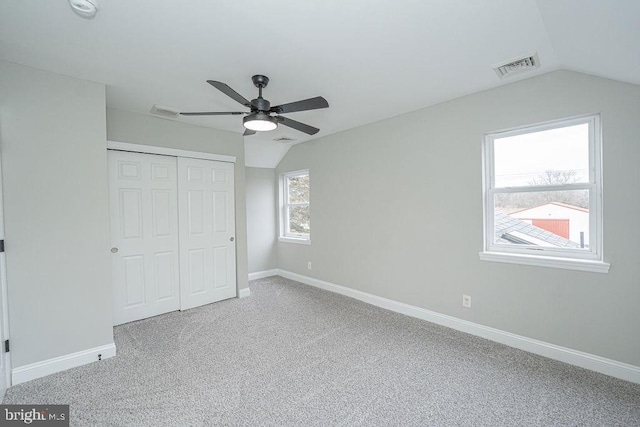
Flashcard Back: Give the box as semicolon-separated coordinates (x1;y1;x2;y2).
180;75;329;136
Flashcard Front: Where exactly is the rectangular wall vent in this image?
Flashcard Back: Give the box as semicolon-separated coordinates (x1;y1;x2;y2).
273;136;297;143
150;105;179;119
493;53;540;79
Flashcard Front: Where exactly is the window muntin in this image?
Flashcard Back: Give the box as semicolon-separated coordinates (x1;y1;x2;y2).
281;170;310;240
483;115;602;262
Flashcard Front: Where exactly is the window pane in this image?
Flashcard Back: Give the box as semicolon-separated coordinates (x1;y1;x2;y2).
494;190;589;249
288;205;310;235
288;174;309;203
494;123;589;188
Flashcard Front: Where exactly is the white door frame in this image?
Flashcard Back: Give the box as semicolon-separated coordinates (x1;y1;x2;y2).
0;151;11;395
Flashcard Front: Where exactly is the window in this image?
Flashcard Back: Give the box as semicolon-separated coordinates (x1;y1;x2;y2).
481;115;609;273
279;170;310;244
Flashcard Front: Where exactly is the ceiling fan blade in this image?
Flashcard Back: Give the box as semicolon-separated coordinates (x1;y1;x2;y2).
271;96;329;114
207;80;252;108
180;111;246;116
243;129;257;136
276;116;320;135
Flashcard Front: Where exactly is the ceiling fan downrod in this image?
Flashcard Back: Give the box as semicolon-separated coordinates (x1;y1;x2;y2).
252;75;270;110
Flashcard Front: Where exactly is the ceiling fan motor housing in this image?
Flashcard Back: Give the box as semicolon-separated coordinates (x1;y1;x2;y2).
251;97;270;111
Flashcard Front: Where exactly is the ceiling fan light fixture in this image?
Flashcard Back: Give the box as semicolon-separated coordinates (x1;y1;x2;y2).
243;112;277;132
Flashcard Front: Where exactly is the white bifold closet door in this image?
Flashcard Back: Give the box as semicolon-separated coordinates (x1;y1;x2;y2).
109;151;237;325
109;151;181;325
178;157;236;310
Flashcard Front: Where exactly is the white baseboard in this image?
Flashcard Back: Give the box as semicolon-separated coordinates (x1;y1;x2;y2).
277;269;640;384
238;287;251;298
248;269;279;281
12;342;116;386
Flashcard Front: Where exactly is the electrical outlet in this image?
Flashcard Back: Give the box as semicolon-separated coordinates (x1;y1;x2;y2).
462;294;471;308
307;262;312;270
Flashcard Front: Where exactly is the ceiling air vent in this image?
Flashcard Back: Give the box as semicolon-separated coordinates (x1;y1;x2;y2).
493;53;540;79
273;136;297;144
150;105;179;119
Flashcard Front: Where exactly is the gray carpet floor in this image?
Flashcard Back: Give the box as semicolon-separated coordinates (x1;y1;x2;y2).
4;276;640;426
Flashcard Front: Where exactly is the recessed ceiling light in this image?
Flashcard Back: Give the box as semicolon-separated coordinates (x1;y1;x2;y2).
68;0;99;19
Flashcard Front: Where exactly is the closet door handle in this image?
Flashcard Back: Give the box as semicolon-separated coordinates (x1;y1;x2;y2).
111;247;119;254
230;237;235;242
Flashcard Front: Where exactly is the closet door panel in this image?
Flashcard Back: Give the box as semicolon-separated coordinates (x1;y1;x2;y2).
178;158;236;310
109;151;180;325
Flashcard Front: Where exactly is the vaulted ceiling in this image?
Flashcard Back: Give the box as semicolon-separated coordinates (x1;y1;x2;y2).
1;1;638;167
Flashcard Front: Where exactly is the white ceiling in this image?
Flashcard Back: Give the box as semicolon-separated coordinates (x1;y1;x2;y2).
1;1;638;167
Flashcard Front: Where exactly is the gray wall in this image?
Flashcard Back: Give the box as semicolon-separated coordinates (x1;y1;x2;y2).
246;167;277;273
106;108;249;292
0;61;113;368
276;70;640;366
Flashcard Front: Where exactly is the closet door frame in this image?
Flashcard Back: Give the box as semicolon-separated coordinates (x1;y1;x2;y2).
107;140;238;314
107;141;236;164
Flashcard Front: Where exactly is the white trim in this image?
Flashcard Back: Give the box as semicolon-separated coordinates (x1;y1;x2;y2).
0;150;11;392
238;287;251;298
278;237;311;245
276;270;639;384
12;343;116;385
279;169;310;241
488;182;593;194
479;251;610;273
107;141;236;163
248;269;279;281
486;113;601;140
280;169;309;178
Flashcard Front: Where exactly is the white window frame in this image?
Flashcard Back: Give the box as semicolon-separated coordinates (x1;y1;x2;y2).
279;169;310;245
480;114;609;273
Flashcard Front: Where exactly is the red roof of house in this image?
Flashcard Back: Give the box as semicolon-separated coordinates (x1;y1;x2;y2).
509;202;588;215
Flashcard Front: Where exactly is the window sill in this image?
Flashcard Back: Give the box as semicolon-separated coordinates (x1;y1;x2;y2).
479;251;610;273
279;236;311;245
